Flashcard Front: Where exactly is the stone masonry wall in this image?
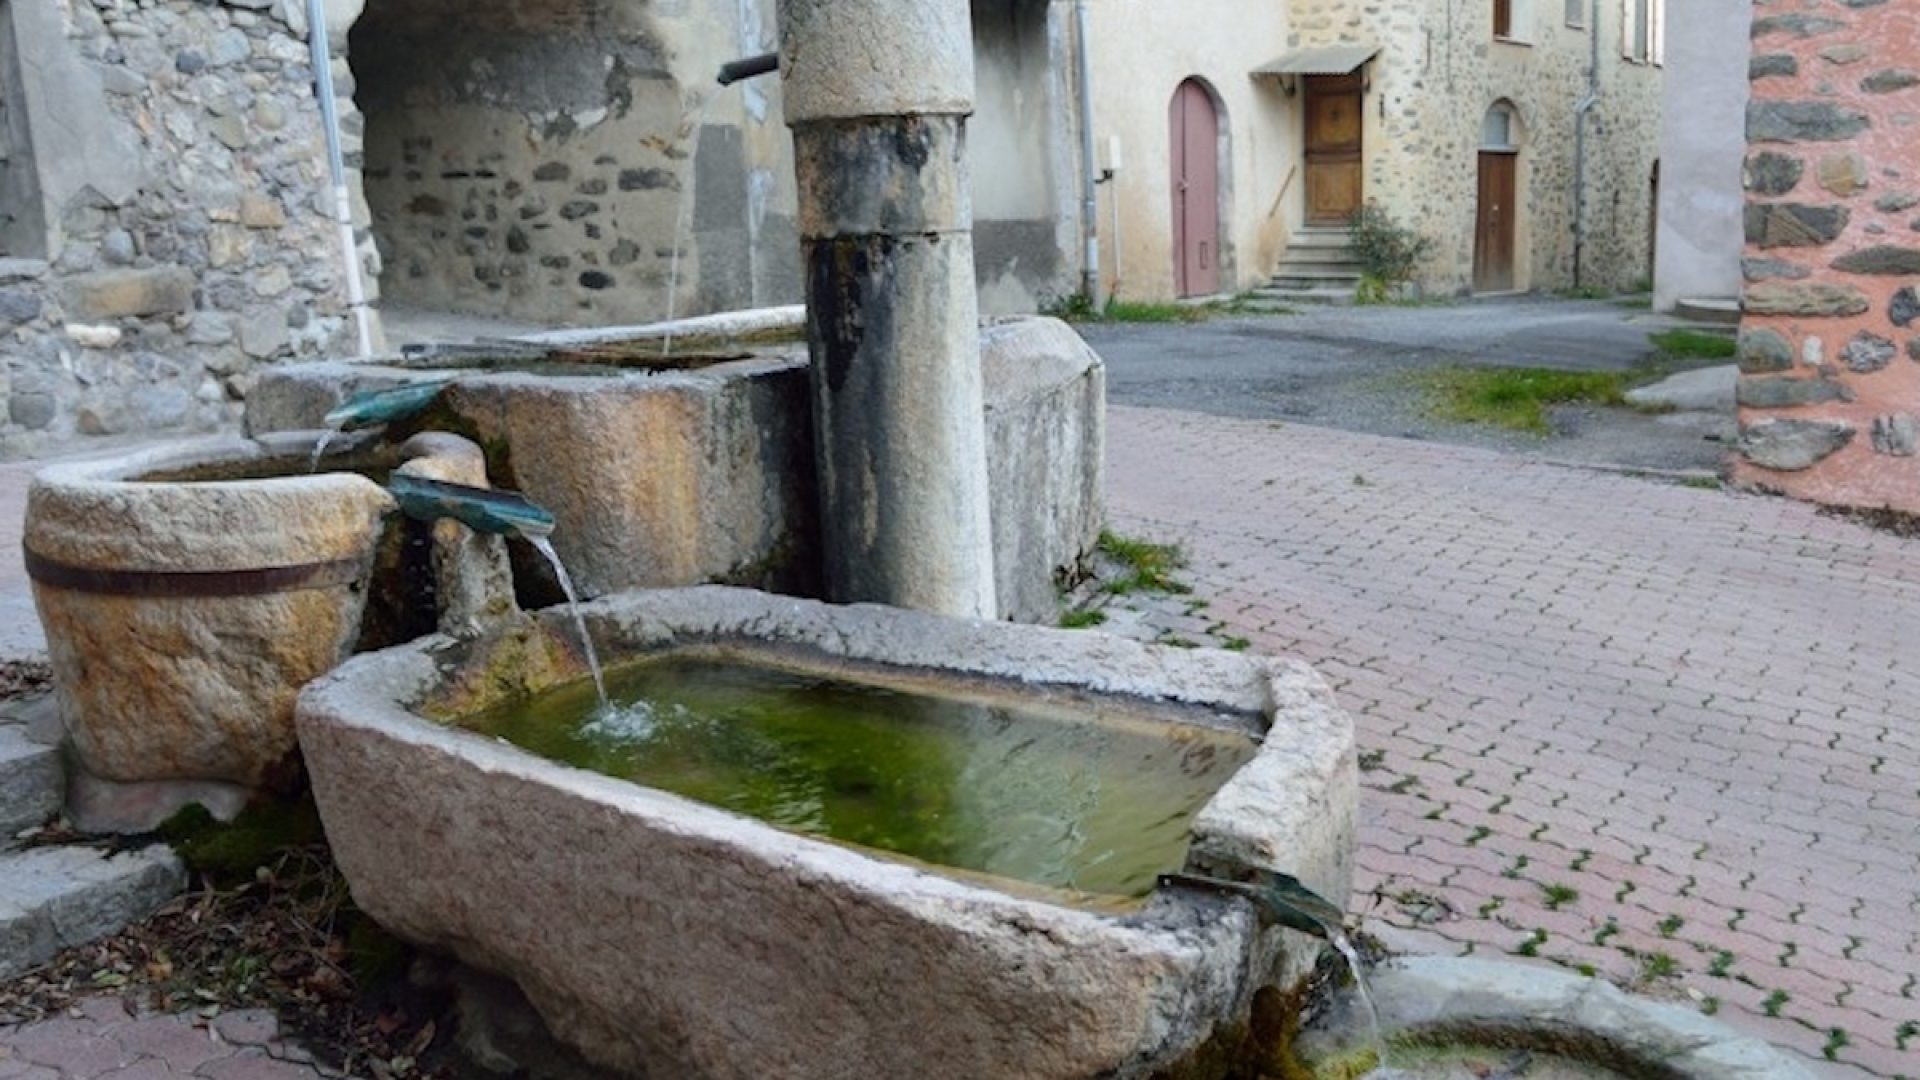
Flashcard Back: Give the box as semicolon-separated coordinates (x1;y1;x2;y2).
1287;0;1664;295
0;0;358;454
1734;0;1920;510
349;0;801;327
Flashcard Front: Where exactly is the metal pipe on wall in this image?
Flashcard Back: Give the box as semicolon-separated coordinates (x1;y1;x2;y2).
1571;0;1601;289
1074;0;1101;305
305;0;375;360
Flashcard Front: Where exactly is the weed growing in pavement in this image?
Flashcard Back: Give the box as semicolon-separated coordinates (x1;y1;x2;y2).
1822;1028;1850;1061
1658;914;1685;938
1059;610;1107;630
1708;950;1735;977
1762;989;1789;1018
1700;996;1720;1016
1097;531;1189;595
1517;929;1548;957
1541;883;1579;910
1639;951;1678;980
1221;636;1252;652
1895;1021;1917;1051
1357;750;1387;772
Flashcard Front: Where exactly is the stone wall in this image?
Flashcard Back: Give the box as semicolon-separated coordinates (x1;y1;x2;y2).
1288;0;1665;295
0;0;357;454
348;0;802;327
1733;0;1920;511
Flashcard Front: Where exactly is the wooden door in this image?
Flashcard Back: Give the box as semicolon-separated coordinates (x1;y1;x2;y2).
1474;151;1517;292
1304;74;1363;225
1169;80;1220;297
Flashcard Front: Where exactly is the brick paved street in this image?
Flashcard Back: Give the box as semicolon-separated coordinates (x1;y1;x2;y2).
0;1002;329;1080
1106;405;1919;1078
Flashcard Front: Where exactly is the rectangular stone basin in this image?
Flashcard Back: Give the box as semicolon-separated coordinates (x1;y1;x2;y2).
296;587;1356;1080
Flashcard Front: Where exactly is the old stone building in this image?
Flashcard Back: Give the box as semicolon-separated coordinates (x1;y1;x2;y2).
1734;0;1920;512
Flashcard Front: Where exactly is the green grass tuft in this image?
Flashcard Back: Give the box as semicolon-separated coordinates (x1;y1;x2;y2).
1419;367;1633;435
1097;530;1188;595
1059;609;1108;630
1541;882;1580;910
1649;329;1738;360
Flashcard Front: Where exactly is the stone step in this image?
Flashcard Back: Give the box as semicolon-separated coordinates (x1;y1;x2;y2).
1252;286;1356;307
0;717;62;839
1673;297;1741;326
1286;231;1357;251
1273;258;1364;274
0;843;186;979
1272;270;1365;287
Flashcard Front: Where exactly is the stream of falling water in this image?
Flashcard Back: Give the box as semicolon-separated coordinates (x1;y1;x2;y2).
1330;930;1386;1069
660;88;718;359
530;536;608;711
308;426;340;473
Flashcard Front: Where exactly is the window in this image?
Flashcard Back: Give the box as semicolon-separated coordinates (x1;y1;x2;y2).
1565;0;1586;28
1494;0;1532;41
1483;103;1520;151
1623;0;1664;63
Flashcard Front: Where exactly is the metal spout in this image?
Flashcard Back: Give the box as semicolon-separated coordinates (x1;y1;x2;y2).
1160;870;1346;939
387;474;556;540
324;380;451;432
717;52;779;86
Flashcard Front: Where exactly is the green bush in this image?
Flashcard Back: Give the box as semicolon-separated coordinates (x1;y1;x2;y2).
1347;202;1434;294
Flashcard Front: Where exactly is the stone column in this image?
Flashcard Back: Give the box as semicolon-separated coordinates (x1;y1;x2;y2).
777;0;998;619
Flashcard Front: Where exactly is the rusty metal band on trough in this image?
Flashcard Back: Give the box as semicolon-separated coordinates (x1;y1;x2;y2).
23;546;369;599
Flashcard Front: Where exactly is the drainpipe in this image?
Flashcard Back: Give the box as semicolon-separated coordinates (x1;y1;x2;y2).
305;0;375;360
776;0;998;620
1074;0;1101;305
1571;0;1601;290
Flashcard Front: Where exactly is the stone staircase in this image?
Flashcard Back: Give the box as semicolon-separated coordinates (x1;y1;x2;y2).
0;694;185;980
1251;225;1365;307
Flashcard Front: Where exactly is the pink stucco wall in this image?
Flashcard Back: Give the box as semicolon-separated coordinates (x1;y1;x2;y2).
1735;2;1920;510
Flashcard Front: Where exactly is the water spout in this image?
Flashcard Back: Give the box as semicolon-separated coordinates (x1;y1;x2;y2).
717;52;779;86
1160;869;1345;939
387;474;556;539
324;380;453;433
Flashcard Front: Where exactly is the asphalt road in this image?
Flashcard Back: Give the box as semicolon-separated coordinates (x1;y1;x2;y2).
1076;295;1735;473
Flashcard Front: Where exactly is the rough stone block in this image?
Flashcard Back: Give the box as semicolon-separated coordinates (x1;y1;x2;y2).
0;723;62;837
1743;282;1870;317
1743;203;1847;248
1831;245;1920;274
1736;375;1853;409
1748;101;1871;143
1738;419;1855;471
58;267;195;320
0;845;185;979
1737;328;1796;374
1871;414;1918;457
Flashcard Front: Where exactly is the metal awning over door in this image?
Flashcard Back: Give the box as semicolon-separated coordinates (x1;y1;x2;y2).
1251;44;1380;79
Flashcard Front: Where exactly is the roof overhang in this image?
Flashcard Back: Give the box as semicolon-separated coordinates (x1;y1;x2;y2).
1252;44;1380;79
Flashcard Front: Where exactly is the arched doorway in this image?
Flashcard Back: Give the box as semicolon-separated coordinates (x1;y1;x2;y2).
1169;79;1222;298
1474;101;1523;293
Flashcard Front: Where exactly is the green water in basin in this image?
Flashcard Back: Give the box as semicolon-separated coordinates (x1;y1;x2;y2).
461;657;1258;900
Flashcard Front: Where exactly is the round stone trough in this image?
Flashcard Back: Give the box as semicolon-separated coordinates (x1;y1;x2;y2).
25;431;481;790
296;586;1358;1080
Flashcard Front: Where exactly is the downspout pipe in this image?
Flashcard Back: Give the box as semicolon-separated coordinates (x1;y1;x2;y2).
306;0;375;360
1571;0;1601;290
1074;0;1101;305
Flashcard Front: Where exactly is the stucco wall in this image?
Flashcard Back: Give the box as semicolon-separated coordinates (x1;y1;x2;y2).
973;0;1077;312
1652;0;1748;311
1733;0;1920;511
1288;0;1664;295
1084;0;1296;302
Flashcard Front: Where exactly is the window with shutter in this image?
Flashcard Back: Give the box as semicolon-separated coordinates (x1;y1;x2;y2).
1494;0;1513;38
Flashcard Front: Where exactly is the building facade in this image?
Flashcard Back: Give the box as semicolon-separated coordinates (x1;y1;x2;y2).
1650;0;1747;313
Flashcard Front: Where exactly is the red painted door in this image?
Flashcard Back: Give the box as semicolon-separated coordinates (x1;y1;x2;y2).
1169;80;1220;298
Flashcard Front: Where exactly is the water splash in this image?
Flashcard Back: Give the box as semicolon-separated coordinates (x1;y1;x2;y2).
529;536;607;711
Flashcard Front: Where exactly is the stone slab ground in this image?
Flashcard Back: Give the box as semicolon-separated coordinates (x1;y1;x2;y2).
1104;404;1918;1079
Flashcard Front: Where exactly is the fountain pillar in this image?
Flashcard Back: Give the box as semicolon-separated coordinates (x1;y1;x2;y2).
777;0;998;619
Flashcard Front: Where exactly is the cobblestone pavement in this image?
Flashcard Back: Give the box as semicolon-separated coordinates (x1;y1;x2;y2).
1103;405;1918;1079
0;1001;335;1080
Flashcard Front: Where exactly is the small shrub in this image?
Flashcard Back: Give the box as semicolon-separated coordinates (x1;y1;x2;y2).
1348;203;1434;297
